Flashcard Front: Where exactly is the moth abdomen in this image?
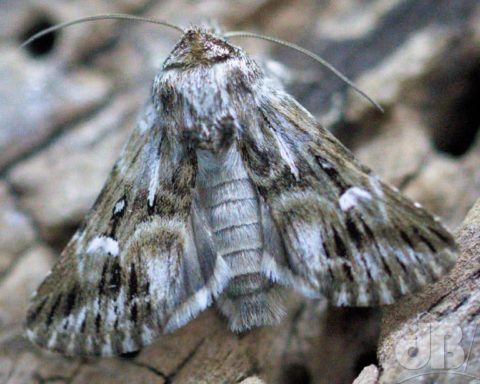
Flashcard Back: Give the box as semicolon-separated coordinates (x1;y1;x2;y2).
193;144;288;330
217;282;285;332
225;273;271;295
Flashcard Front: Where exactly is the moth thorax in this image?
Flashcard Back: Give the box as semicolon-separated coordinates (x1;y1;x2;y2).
182;115;236;152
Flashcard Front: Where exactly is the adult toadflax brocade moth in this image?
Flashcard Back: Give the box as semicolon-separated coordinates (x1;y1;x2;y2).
25;20;457;356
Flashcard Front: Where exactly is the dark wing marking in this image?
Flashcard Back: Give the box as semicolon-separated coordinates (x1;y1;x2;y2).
26;102;223;356
240;89;457;306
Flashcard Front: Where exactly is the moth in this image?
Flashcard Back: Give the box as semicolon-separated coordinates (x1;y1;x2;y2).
25;15;457;356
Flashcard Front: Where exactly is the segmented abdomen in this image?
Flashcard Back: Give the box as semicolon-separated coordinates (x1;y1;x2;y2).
196;148;269;297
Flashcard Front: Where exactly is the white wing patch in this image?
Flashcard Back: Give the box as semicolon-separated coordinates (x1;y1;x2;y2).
113;199;126;214
273;132;299;180
86;236;120;257
339;187;372;211
148;158;160;208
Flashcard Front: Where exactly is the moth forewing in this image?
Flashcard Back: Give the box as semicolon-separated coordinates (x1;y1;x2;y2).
26;101;212;356
26;26;457;357
240;89;456;307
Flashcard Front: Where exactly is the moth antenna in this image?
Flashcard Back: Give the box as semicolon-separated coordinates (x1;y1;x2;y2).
20;13;184;49
225;31;384;113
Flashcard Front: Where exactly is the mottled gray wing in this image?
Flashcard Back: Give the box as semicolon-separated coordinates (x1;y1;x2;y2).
241;89;457;306
26;103;223;356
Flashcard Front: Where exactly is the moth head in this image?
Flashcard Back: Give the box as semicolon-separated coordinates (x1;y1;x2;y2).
162;27;239;69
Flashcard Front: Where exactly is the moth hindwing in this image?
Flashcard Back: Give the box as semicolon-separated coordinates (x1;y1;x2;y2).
26;27;457;356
